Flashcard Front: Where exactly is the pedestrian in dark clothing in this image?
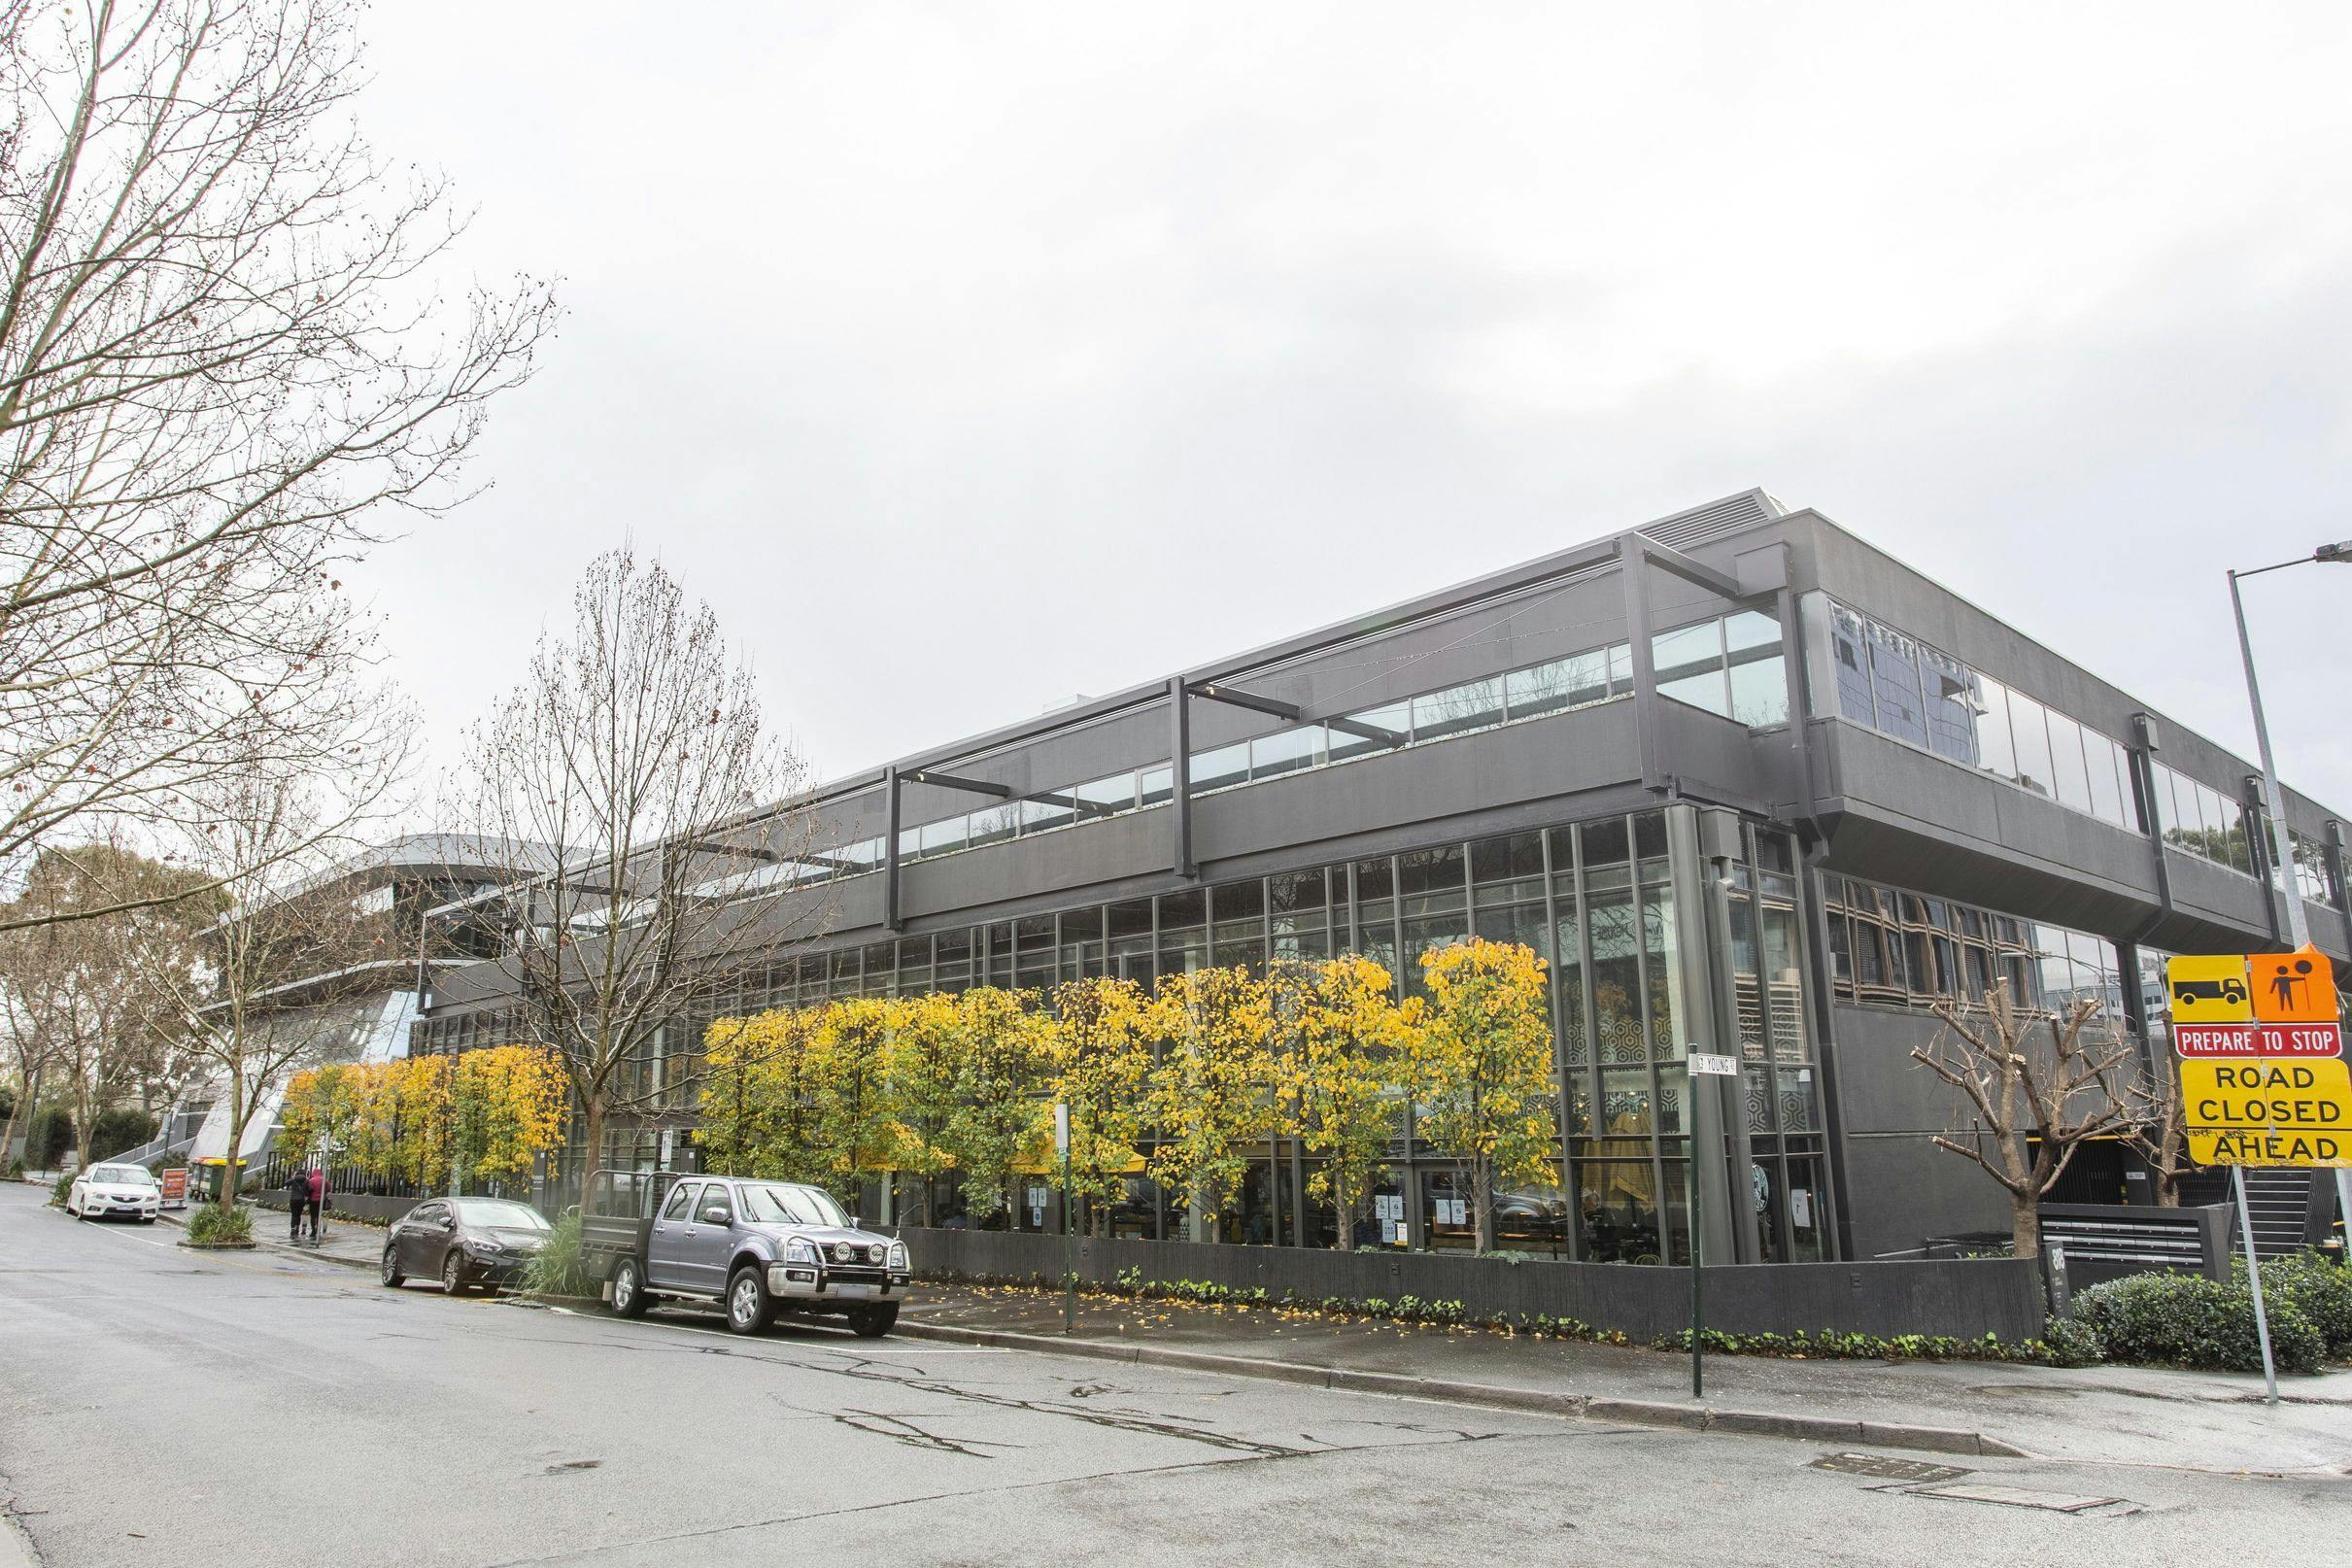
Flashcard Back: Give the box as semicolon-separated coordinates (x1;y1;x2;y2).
308;1165;328;1242
286;1166;311;1242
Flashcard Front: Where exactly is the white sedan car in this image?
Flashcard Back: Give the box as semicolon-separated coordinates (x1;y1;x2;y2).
67;1163;162;1223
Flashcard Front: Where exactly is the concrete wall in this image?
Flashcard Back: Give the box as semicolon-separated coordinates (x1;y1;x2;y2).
900;1226;2048;1343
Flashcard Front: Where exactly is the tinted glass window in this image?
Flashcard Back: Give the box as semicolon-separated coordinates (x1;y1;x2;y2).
2007;691;2055;797
698;1184;733;1223
1190;742;1249;793
1918;646;1976;765
1327;702;1409;764
1412;678;1505;741
1249;725;1325;779
1074;771;1136;816
661;1184;697;1222
1653;622;1726;715
2045;710;2093;814
1865;622;1928;746
1829;603;1875;724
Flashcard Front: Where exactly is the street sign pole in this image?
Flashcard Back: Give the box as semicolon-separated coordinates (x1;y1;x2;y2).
1689;1130;1704;1401
2229;567;2352;1237
1055;1103;1074;1335
2232;1167;2279;1406
1686;1051;1738;1401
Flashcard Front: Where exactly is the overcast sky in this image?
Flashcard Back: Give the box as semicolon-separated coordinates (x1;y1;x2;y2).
345;3;2352;811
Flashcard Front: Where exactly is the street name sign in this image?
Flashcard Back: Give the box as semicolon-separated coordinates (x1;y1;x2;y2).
2172;948;2352;1169
1687;1052;1739;1076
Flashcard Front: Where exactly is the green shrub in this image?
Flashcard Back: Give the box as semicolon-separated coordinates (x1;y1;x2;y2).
5;1158;22;1179
24;1107;73;1170
2074;1269;2324;1375
2038;1314;2103;1368
186;1204;254;1246
524;1213;591;1297
2247;1251;2352;1360
87;1107;157;1160
50;1171;72;1206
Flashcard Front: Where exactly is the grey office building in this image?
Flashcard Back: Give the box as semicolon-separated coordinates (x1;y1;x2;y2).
417;490;2352;1265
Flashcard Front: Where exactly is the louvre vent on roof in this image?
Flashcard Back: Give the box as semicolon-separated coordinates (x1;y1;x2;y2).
1641;490;1782;552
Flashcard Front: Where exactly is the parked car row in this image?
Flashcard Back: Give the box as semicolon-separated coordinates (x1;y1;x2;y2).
378;1173;914;1340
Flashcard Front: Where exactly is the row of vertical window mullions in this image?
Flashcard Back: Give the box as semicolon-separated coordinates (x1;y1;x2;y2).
1825;599;2142;835
2146;755;2258;878
2288;830;2342;903
1822;875;2124;1018
738;812;1814;1265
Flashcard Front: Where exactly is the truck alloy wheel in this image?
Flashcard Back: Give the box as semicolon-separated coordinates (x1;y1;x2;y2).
610;1257;647;1318
727;1266;773;1335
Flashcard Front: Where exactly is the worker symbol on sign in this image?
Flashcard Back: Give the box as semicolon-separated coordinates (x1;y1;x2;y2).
2250;947;2337;1024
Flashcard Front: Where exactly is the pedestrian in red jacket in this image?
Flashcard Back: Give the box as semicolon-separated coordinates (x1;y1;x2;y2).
307;1165;328;1242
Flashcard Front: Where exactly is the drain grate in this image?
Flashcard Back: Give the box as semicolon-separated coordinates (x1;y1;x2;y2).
1811;1452;1971;1484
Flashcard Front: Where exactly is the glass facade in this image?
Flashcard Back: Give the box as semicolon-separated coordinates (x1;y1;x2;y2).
1820;875;2129;1020
1815;595;2141;834
426;805;1829;1264
2148;759;2255;876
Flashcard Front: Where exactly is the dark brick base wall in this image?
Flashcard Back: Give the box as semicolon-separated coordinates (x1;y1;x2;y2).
900;1228;2047;1343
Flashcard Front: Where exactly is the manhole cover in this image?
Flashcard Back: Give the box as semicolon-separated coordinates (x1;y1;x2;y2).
1811;1453;1971;1484
1908;1483;2134;1515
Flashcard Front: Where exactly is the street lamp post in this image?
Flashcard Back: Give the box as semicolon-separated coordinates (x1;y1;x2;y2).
2227;541;2352;1244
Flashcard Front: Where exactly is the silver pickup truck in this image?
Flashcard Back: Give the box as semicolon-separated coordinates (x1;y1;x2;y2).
577;1169;910;1337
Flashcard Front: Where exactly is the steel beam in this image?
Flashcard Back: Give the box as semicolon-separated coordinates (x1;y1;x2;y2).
903;767;1014;799
1188;682;1302;723
882;764;902;933
1169;675;1195;878
1629;531;1744;602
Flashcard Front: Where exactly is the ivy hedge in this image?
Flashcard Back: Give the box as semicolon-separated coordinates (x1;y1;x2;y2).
1093;1267;2091;1365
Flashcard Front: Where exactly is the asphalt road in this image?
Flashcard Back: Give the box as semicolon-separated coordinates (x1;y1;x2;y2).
0;1184;2339;1568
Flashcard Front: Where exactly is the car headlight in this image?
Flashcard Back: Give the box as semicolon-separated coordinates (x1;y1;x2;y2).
783;1237;818;1265
887;1241;908;1271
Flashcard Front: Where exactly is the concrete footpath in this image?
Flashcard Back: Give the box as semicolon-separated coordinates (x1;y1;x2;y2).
158;1204;383;1271
898;1282;2352;1478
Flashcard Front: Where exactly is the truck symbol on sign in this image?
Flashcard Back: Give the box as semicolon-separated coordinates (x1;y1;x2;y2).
2172;975;2248;1008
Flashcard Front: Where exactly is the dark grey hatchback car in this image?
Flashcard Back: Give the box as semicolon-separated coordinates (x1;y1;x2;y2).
382;1197;552;1295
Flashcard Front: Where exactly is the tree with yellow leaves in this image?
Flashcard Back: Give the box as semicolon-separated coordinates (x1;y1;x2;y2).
277;1064;366;1169
448;1046;569;1190
697;1007;828;1185
1271;956;1418;1250
1415;938;1557;1252
948;986;1051;1222
810;998;898;1208
1147;966;1276;1240
391;1055;455;1192
1044;976;1152;1234
882;993;964;1224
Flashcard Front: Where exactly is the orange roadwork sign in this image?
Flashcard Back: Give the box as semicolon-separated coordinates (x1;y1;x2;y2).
2250;950;2336;1024
2173;947;2351;1169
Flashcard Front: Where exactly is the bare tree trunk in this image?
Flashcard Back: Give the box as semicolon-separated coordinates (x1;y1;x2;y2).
580;1091;605;1186
1473;1161;1496;1253
2010;1192;2040;1259
1336;1193;1356;1252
